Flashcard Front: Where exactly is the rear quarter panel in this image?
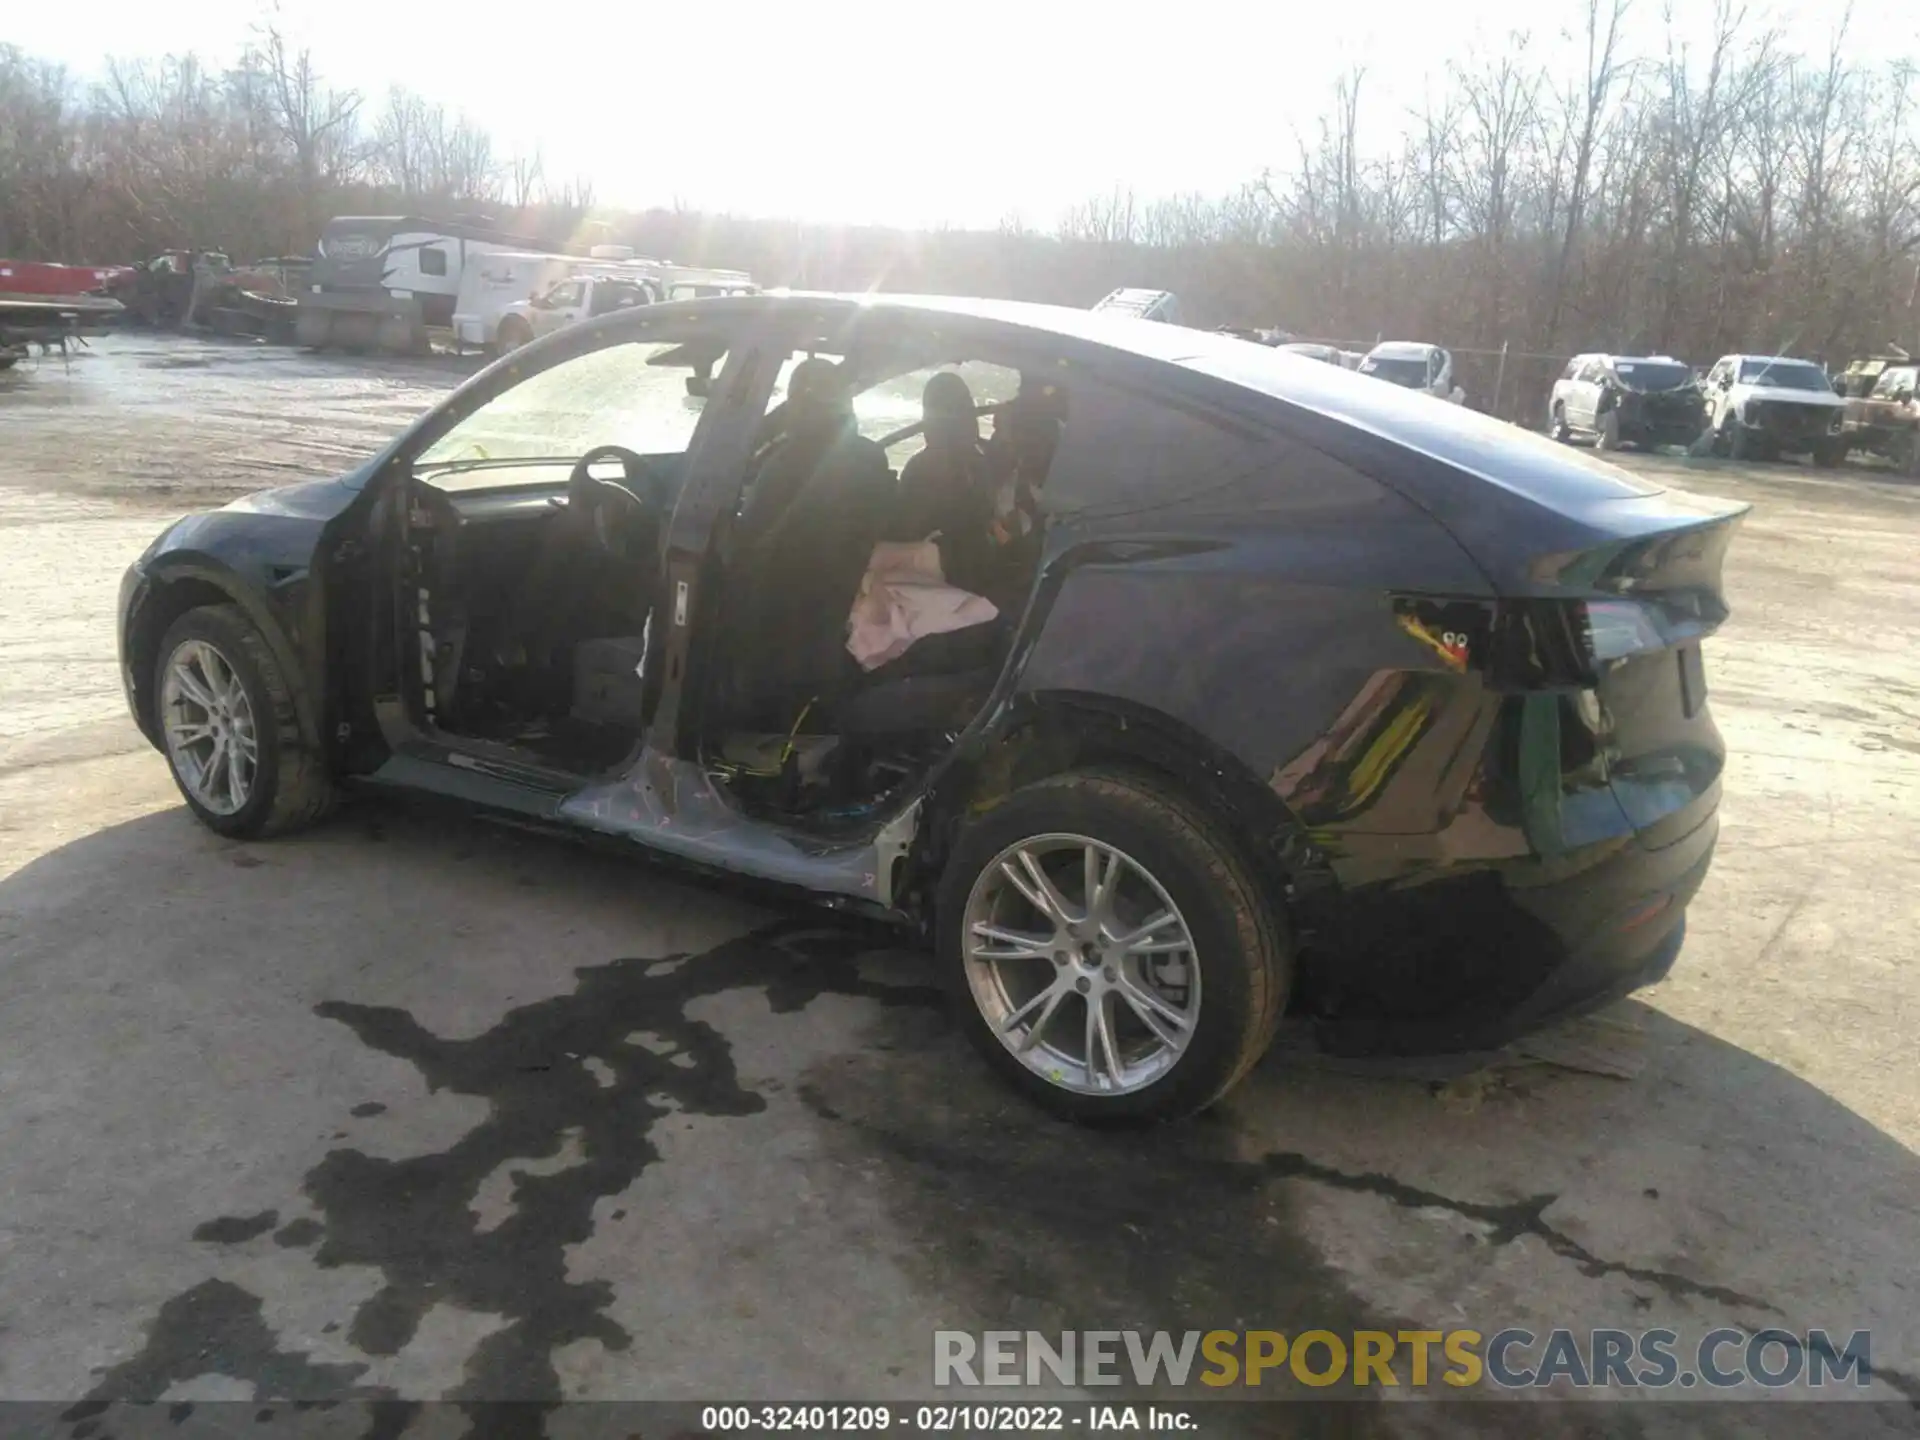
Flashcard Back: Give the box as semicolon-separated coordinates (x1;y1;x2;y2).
1017;409;1496;843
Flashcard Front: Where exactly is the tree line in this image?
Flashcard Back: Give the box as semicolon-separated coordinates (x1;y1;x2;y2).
3;2;1917;417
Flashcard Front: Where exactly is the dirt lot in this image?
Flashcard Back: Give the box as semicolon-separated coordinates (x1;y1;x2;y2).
1;334;1917;1434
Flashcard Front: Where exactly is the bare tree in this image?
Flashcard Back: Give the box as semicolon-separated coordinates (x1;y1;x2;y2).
247;20;362;240
1544;0;1632;344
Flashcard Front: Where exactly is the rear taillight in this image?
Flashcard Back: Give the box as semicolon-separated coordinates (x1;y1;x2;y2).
1583;599;1674;662
1489;596;1719;689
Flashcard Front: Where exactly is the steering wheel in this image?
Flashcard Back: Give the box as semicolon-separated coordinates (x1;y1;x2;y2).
563;445;662;560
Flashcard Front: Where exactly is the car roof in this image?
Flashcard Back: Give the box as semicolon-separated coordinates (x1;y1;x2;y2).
580;292;1666;513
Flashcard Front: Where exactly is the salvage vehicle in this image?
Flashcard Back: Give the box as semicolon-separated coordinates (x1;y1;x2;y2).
1548;353;1705;451
1835;354;1920;472
116;251;231;329
1700;354;1845;465
1278;342;1349;367
117;294;1743;1122
1358;341;1465;404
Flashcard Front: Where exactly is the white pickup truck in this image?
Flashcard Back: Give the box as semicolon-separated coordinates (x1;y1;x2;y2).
495;273;659;352
1700;354;1846;465
463;256;758;355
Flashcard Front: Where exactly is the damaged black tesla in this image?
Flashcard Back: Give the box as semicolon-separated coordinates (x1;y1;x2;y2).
117;294;1744;1122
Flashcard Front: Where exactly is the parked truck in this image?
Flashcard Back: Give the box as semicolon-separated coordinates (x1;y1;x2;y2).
1835;350;1920;472
457;245;758;354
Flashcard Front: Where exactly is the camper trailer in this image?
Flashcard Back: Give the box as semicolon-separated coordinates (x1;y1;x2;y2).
296;215;559;354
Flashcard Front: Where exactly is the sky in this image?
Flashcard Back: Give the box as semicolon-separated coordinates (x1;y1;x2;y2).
8;0;1909;229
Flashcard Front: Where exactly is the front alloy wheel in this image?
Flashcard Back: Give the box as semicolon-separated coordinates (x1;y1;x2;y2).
963;834;1201;1097
161;638;258;815
152;603;336;838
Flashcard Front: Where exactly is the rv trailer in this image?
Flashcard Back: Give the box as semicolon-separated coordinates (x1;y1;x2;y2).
295;215;563;354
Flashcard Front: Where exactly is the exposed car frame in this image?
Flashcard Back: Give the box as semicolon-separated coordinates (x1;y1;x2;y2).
119;293;1745;1121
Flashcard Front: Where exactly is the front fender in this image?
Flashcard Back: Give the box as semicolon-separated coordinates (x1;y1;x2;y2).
131;546;323;752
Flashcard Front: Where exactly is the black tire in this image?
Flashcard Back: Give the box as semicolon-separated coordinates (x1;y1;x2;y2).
936;768;1289;1124
153;604;336;839
495;316;532;355
1549;403;1570;443
1727;418;1754;460
1595;410;1621;452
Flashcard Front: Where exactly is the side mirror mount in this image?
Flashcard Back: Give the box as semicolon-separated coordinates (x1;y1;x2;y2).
685;357;715;399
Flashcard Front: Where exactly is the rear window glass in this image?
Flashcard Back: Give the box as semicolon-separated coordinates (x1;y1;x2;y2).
1737;359;1830;391
1185;345;1668;506
1360;356;1431;387
1612;361;1693;390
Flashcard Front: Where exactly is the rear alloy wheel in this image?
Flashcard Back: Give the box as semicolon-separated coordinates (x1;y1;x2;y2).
939;769;1288;1123
155;604;335;839
1549;404;1570;443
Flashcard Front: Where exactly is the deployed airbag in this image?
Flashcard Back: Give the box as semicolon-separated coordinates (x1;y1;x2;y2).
846;541;997;672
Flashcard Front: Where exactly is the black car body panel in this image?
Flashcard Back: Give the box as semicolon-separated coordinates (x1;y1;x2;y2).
119;294;1746;1059
119;472;372;752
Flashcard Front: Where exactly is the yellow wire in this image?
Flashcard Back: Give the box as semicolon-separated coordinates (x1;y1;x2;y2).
715;697;819;779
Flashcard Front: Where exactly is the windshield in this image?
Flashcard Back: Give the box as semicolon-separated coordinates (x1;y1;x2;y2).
1612;360;1693;391
418;340;716;487
1872;365;1919;399
1738;359;1831;392
1360;356;1430;387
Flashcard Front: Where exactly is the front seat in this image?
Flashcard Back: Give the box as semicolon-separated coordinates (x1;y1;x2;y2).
726;360;894;722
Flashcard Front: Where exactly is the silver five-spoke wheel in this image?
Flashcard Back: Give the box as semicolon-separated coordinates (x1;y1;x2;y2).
962;833;1200;1096
160;638;258;816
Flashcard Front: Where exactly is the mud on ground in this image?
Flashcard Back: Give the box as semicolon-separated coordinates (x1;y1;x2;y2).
1;334;1917;1433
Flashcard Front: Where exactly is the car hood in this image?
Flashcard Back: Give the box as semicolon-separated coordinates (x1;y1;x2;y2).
1735;384;1843;408
220;464;377;520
